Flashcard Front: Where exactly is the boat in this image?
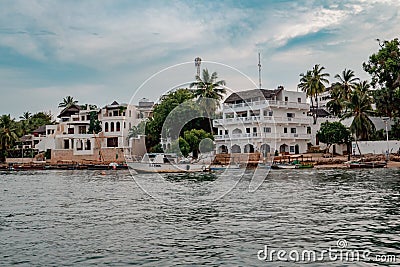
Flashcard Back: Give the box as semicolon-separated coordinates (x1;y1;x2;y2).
271;163;297;169
271;159;314;169
127;153;209;173
346;160;387;169
210;163;241;171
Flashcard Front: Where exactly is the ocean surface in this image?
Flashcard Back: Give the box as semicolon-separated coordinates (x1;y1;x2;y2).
1;168;399;266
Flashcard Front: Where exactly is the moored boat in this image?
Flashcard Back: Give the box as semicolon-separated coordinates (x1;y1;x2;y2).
127;153;209;173
346;160;387;169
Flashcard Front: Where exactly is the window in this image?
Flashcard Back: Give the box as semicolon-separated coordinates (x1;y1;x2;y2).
64;140;69;149
107;137;118;147
78;126;86;134
116;122;121;132
287;113;295;118
285;96;288;102
81;116;85;121
105;122;109;132
246;128;250;133
253;127;257;132
124;122;126;129
290;146;295;153
85;140;91;150
264;127;271;133
225;130;229;135
77;140;83;151
68;128;74;134
219;130;223;135
264;110;273;116
298;98;301;103
129;110;132;117
113;110;119;116
111;122;115;132
284;128;287;133
291;128;297;133
307;127;311;134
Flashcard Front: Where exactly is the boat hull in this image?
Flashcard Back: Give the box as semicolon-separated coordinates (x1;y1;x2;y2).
128;162;207;173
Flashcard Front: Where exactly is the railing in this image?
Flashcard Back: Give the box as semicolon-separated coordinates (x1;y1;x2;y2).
214;133;311;140
213;116;311;126
223;100;309;110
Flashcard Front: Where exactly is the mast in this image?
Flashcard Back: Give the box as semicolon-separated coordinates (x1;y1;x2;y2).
258;52;262;89
194;57;201;77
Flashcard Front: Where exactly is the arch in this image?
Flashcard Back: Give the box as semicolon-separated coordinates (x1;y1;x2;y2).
260;144;271;157
105;122;109;132
244;144;254;153
218;145;228;154
231;144;241;153
116;121;121;132
232;128;242;134
111;122;115;132
280;144;289;154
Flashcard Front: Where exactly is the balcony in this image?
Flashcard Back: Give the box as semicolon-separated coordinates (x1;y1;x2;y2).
213;116;311;126
223;100;309;110
214;133;311;141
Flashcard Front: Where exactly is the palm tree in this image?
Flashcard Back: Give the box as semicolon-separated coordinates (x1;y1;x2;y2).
298;70;314;108
190;69;226;133
311;64;330;111
0;115;19;162
298;65;330;124
334;69;359;101
19;111;32;121
326;83;344;117
58;96;78;108
342;81;375;141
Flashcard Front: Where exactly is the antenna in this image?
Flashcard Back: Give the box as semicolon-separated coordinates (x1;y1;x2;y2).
194;57;201;77
258;52;262;89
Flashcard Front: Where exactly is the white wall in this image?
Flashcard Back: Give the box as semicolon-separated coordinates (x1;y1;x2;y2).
352;140;400;155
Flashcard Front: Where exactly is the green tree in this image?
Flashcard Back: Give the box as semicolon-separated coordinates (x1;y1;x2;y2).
145;89;198;151
128;121;146;139
167;137;190;157
87;111;102;134
342;81;375;140
190;69;226;133
334;69;359;102
363;38;400;118
298;64;330;124
0;115;19;162
183;129;214;159
326;83;344;117
317;121;351;155
58;96;78;108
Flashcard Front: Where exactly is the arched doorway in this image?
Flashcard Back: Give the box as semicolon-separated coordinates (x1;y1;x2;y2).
244;144;254;153
218;145;228;154
231;144;241;153
280;144;288;154
260;144;271;157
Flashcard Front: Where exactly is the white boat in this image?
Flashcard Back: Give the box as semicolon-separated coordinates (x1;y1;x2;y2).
127;153;208;173
209;163;241;171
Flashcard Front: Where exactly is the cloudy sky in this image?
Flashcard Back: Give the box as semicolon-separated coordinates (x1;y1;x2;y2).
1;0;399;118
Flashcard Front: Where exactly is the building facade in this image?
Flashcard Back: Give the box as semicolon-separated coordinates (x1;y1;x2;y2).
35;99;153;163
213;87;312;157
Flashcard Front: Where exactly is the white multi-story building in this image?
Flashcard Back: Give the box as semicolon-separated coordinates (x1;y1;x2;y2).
35;99;153;163
213;87;312;156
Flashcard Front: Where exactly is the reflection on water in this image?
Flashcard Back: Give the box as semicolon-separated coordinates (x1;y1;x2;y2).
0;169;399;266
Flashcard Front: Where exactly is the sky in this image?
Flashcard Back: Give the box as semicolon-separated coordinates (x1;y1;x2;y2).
0;0;399;119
